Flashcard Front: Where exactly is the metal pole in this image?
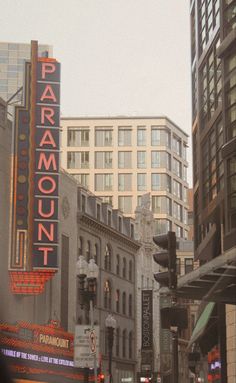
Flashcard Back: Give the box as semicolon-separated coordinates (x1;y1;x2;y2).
172;330;178;383
107;328;113;383
90;299;97;383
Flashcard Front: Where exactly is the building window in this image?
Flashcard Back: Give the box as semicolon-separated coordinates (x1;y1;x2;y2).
104;280;112;310
95;174;113;191
94;244;99;265
151;174;171;192
173;202;183;221
183;143;187;160
86;241;91;262
118;196;132;214
122;292;126;315
118;151;132;168
118;128;132;146
137;151;146;168
108;210;112;226
152;196;171;215
67;128;89;147
128;294;132;317
198;0;220;54
175;225;183;238
118;173;132;191
151;128;170;147
104;245;112;271
118;216;123;232
116;254;120;275
116;328;120;357
137;128;146;146
154;219;171;235
95;151;113;168
129;332;133;359
185;258;194;274
173;180;182;199
173;158;182;178
122;258;126;278
81;195;86;212
78;236;83;256
225;51;236;139
67;151;89;169
95;129;113;146
137;173;147;191
130;224;134;239
151;151;171;169
116;290;120;313
129;260;132;281
101;196;113;205
172;135;181;156
96;204;101;220
72;174;89;188
122;330;126;357
176;258;181;275
202;119;224;207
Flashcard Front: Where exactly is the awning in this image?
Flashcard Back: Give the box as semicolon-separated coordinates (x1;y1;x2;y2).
177;248;236;304
187;302;215;349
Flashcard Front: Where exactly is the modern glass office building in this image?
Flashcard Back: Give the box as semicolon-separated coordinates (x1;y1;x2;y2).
60;116;189;239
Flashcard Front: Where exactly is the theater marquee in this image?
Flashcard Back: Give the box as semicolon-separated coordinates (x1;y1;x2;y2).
9;41;61;294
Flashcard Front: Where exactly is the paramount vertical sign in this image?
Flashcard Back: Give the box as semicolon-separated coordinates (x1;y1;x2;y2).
9;41;60;294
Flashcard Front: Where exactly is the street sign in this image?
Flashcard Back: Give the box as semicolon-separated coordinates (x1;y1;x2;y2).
74;325;99;368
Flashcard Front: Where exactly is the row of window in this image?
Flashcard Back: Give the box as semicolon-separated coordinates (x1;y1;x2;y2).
198;0;220;55
78;240;133;280
72;173;187;194
104;281;133;317
67;151;187;176
67;128;187;158
106;328;133;359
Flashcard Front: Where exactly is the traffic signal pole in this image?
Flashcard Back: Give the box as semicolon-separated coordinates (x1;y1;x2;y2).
171;329;178;383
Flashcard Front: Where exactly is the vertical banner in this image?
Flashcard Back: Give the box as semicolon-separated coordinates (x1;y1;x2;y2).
9;41;61;294
141;290;153;350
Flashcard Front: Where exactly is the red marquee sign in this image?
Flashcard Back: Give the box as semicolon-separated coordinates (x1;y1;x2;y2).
9;41;60;294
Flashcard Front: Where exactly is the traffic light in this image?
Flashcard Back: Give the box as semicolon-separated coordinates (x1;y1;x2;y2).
153;231;177;290
99;373;105;383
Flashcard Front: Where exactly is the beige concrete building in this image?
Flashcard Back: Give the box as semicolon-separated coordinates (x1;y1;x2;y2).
60;116;189;240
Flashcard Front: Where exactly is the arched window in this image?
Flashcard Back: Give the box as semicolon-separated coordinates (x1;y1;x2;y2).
116;254;120;275
122;329;126;357
78;236;83;256
116;290;120;313
104;244;112;271
116;327;120;357
129;260;132;281
104;280;112;310
128;294;132;317
129;331;132;359
86;240;91;262
122;257;126;278
122;292;126;315
94;243;99;265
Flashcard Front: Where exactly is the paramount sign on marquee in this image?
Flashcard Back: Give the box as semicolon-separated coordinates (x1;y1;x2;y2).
9;41;61;294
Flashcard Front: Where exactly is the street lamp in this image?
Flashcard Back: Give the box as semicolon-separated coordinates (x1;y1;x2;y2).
76;256;99;383
105;314;116;383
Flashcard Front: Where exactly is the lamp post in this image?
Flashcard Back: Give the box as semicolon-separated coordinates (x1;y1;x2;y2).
105;314;116;383
76;256;99;383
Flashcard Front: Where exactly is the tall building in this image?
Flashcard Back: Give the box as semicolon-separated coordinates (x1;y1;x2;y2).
176;2;236;383
60;116;189;239
0;41;52;106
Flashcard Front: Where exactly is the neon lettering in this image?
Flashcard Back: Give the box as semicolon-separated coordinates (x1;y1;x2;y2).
42;63;56;79
38;247;53;265
39;130;56;148
38;153;57;171
38;199;55;218
40;85;57;102
41;107;55;125
38;223;54;241
38;176;56;194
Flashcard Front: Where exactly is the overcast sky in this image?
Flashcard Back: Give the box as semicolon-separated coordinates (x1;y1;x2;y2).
0;0;192;184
